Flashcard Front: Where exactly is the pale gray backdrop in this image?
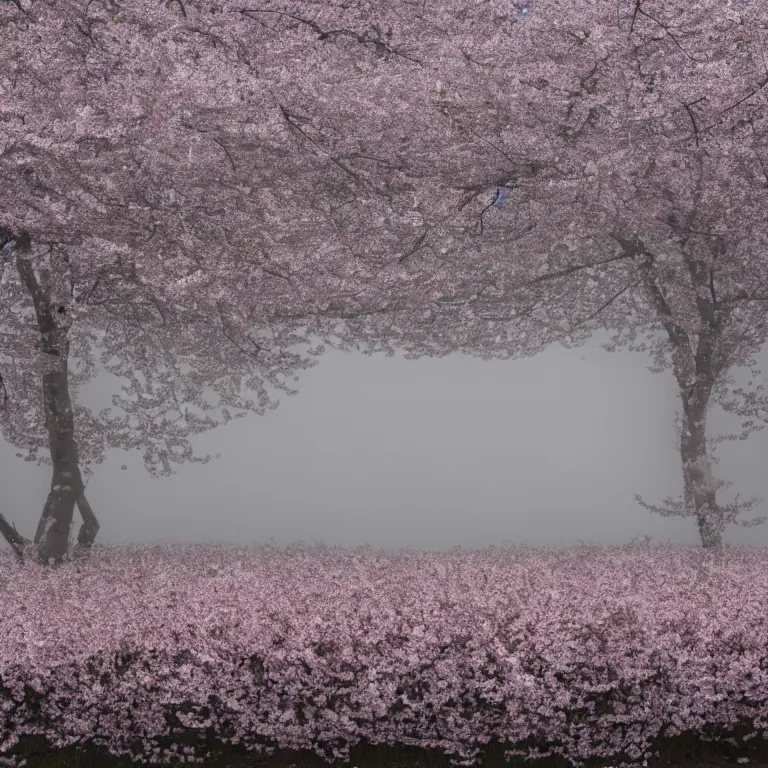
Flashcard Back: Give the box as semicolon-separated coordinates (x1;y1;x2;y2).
3;329;767;557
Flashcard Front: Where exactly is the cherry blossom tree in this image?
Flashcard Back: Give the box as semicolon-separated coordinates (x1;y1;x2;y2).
301;141;768;550
1;0;766;565
0;230;326;567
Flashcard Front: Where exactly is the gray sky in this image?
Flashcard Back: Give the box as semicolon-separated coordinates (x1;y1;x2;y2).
3;329;768;558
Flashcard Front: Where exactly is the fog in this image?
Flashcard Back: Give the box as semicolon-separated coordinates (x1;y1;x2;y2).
4;329;766;559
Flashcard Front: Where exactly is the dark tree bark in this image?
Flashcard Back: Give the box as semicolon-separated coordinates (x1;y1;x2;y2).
0;232;100;567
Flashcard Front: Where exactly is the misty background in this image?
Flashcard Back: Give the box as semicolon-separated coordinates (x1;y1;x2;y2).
3;328;767;558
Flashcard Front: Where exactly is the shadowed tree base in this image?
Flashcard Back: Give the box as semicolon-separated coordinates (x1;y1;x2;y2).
4;711;768;768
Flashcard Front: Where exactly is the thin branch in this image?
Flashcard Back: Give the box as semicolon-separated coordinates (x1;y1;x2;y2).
261;266;291;281
681;97;706;147
478;299;540;323
570;278;640;328
277;104;367;191
525;248;641;287
720;291;768;305
239;9;422;63
634;5;704;62
697;75;768;136
217;301;256;358
718;75;768;119
462;129;521;167
627;0;640;36
398;230;428;263
210;137;236;173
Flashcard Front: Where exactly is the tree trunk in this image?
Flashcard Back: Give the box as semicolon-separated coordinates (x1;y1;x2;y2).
0;492;99;566
0;232;100;567
681;384;723;549
30;347;84;565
